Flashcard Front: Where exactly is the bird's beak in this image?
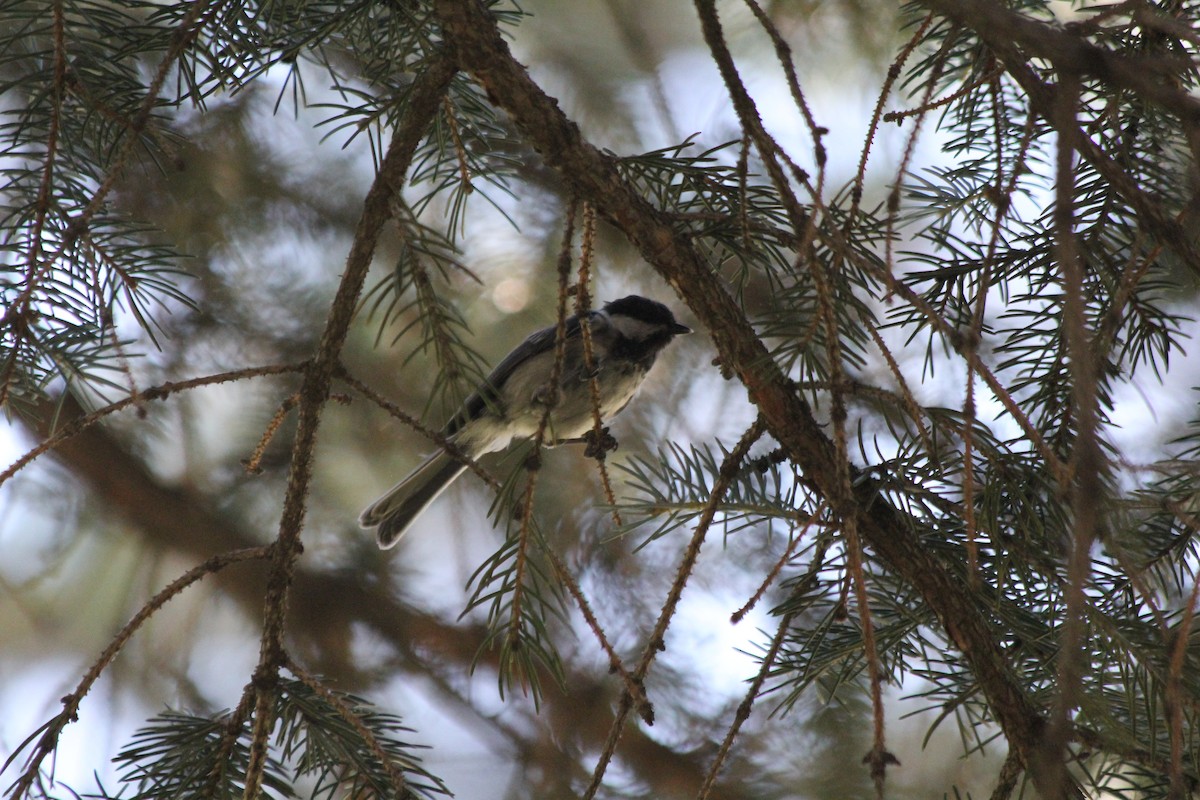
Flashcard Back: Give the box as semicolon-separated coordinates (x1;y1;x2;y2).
672;322;692;335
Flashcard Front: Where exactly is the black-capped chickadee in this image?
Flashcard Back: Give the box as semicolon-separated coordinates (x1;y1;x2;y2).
359;295;691;548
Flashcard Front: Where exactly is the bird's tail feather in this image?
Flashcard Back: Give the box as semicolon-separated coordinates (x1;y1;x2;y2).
359;450;467;548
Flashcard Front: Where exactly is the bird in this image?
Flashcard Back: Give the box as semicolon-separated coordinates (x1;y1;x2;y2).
359;295;691;548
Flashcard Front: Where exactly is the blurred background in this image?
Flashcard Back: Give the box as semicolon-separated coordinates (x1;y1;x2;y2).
0;0;1104;797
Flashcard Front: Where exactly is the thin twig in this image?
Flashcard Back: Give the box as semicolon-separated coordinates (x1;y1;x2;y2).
920;0;1200;122
852;10;935;212
573;203;623;527
698;533;833;799
203;684;258;800
863;319;934;460
243;392;299;474
507;201;577;649
0;0;68;412
442;95;473;197
26;0;66;277
883;65;1005;123
960;92;1040;580
731;500;826;624
681;15;1071;491
1090;239;1162;376
692;0;810;236
583;417;766;800
1165;573;1200;799
1042;71;1099;799
962;361;980;580
542;547;651;723
883;23;958;277
706;6;1065;495
741;0;826;170
1;363;308;491
409;259;458;375
787;14;897;781
850;236;1070;485
335;365;499;490
848;515;896;797
5;547;271;799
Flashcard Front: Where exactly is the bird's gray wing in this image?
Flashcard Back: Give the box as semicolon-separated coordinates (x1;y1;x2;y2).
445;312;586;435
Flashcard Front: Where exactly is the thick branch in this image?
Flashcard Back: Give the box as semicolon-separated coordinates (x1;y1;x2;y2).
432;0;1060;792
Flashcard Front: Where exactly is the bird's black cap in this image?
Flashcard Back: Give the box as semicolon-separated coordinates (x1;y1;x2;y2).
604;295;691;335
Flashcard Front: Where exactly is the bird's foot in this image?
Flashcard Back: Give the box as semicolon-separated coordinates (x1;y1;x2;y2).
582;426;619;459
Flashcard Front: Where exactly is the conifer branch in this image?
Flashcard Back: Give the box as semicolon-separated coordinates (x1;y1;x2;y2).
240;49;458;800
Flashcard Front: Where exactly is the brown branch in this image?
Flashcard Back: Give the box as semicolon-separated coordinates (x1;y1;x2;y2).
691;0;810;237
853;11;935;210
1040;71;1101;797
573;203;623;526
740;0;826;170
884;24;957;273
989;748;1024;800
203;683;257;800
863;319;934;460
849;515;895;798
431;1;1067;795
883;65;1005;123
243;392;300;474
0;362;307;490
698;570;807;799
336;365;500;490
284;658;411;798
1166;576;1200;800
505;204;579;653
542;546;648;723
731;501;825;624
961;93;1040;579
13;0;66;345
240;49;459;799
